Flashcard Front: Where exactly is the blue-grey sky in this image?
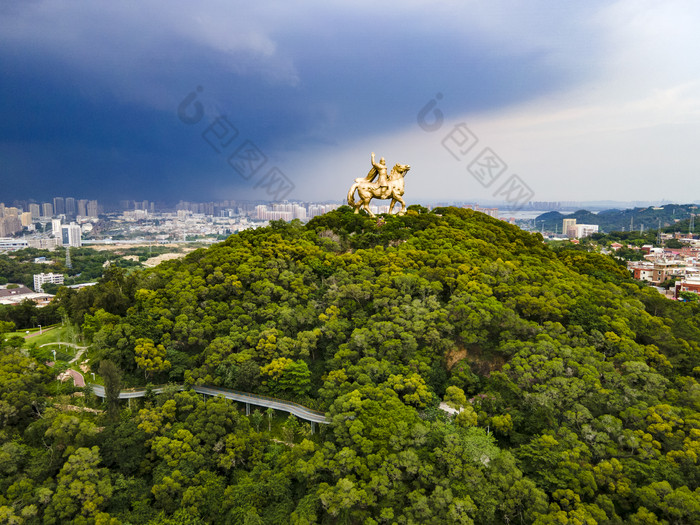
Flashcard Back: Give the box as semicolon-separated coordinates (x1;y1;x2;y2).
2;1;699;205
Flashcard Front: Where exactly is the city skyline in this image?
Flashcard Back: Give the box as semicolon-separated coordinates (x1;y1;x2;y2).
4;193;700;214
2;2;700;205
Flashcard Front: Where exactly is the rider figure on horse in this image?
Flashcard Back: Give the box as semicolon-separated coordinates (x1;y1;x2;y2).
364;152;390;197
348;153;411;216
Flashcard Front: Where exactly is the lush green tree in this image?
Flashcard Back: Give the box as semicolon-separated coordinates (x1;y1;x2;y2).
266;407;275;432
100;418;148;476
679;291;698;302
0;320;15;334
99;359;122;421
0;348;52;429
261;358;311;398
250;409;264;432
44;446;113;523
134;337;171;380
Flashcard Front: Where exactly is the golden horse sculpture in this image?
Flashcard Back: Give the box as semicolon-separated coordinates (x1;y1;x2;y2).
347;153;411;216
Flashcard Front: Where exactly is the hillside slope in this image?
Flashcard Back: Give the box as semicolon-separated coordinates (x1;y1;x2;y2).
2;206;698;523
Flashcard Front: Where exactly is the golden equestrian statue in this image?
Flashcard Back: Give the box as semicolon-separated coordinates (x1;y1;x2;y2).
347;152;411;216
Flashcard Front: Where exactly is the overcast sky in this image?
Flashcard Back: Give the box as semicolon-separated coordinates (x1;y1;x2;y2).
2;1;700;206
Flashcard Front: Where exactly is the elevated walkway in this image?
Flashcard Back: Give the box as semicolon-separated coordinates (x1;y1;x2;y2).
90;383;328;424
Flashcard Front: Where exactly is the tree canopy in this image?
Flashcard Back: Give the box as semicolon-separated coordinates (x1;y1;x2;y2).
0;206;698;524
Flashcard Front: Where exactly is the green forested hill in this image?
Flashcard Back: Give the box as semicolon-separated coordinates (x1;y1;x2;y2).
537;203;699;233
1;206;699;524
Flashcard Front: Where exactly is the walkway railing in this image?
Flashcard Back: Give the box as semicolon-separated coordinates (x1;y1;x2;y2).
90;383;328;424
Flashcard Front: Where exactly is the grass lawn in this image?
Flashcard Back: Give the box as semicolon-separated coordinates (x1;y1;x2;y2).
6;324;87;365
6;324;57;338
23;325;83;348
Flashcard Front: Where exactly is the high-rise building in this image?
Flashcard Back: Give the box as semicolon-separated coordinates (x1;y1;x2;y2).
21;212;33;227
33;272;64;293
51;218;62;237
42;202;54;217
87;200;98;218
53;197;65;215
61;223;82;247
563;218;577;237
65;197;76;217
0;216;22;236
292;204;307;220
29;203;40;220
307;204;341;218
77;199;88;217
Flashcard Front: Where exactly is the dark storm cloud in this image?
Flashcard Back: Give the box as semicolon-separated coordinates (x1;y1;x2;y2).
0;1;605;203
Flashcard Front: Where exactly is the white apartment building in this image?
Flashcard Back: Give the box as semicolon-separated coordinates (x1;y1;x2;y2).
563;217;599;238
575;224;599;238
33;272;64;293
52;218;62;236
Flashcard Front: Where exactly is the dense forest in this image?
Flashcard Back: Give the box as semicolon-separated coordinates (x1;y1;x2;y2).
1;206;698;524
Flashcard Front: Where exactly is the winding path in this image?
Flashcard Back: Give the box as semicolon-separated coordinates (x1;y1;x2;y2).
90;384;328;424
40;342;87;350
59;369;85;387
44;341;88;387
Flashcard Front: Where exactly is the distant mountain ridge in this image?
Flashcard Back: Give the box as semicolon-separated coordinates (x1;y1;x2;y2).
536;203;699;233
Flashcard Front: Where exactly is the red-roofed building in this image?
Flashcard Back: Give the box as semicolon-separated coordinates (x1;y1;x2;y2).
675;277;700;299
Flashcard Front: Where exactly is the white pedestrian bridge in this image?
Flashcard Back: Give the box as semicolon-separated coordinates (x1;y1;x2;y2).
90;383;328;425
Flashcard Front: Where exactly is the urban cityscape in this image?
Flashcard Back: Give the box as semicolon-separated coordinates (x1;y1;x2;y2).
1;197;350;248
